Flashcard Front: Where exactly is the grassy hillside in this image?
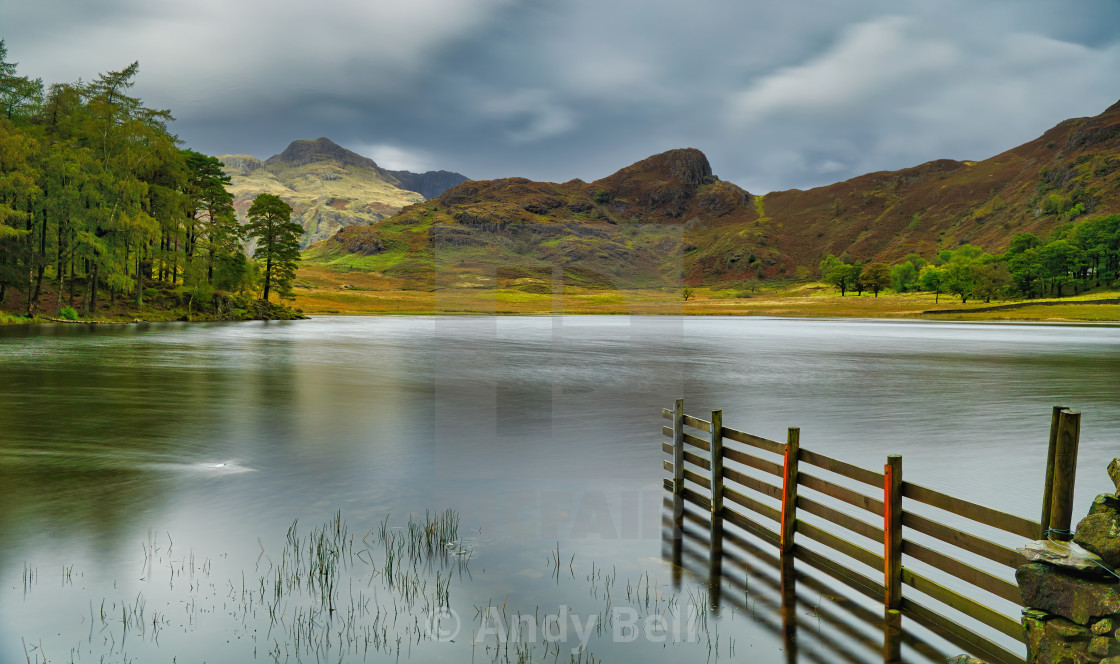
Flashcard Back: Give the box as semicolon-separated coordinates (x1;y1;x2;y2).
302;101;1120;290
221;139;426;248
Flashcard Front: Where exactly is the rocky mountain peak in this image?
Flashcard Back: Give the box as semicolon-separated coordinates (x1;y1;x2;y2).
266;137;386;174
602;148;714;186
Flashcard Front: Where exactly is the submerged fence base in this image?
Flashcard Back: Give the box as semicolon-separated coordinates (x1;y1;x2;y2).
661;400;1080;664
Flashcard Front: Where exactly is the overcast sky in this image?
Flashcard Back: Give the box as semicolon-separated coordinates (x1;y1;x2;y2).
4;1;1120;193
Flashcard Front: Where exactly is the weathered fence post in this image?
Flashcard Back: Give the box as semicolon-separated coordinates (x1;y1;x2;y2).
780;427;800;596
1047;408;1081;541
709;410;724;554
884;608;903;664
708;410;724;613
672;399;685;522
1040;405;1068;537
670;399;685;586
884;455;903;611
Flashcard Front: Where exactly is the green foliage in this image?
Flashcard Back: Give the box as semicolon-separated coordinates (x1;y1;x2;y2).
0;45;263;320
1042;193;1074;216
1002;214;1120;298
246;193;301;301
918;265;945;302
58;305;78;320
859;262;891;297
972;262;1011;303
682;286;694;301
890;262;917;292
819;254;860;296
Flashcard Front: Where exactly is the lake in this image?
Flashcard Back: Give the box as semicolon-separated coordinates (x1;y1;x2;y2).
1;316;1117;663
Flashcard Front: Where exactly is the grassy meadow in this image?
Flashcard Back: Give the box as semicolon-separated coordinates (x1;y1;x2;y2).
290;263;1120;322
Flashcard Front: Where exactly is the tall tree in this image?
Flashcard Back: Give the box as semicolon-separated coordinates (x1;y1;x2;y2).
820;254;860;296
183;150;240;285
245;193;300;301
859;262;891;297
919;265;945;303
0;40;43;124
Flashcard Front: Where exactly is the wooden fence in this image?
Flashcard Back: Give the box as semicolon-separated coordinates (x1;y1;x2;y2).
661;400;1082;664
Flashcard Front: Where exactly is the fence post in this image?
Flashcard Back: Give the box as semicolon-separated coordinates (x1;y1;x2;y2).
884;455;902;611
672;399;685;536
708;410;724;613
780;427;800;598
780;427;800;557
1047;409;1081;541
709;410;724;554
1040;405;1068;538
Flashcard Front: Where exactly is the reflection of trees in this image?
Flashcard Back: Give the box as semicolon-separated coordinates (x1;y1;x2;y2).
0;323;297;564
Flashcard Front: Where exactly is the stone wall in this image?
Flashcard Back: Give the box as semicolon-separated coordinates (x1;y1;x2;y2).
1017;459;1120;664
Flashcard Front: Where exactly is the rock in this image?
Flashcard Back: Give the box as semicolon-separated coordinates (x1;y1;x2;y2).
1048;618;1091;642
946;656;987;664
1019;539;1109;573
1093;618;1115;635
1030;616;1093;663
1110;458;1120;494
1073;505;1120;568
1017;563;1120;624
1090;493;1120;516
1089;635;1116;657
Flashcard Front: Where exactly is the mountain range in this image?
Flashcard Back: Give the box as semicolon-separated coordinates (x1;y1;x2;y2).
219;138;468;247
303;99;1120;288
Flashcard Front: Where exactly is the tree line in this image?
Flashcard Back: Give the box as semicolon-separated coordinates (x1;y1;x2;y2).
0;41;301;319
820;213;1120;303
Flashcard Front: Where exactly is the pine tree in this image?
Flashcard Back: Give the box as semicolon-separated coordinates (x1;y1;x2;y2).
244;193;301;301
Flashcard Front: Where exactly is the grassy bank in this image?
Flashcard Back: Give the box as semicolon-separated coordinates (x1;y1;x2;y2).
0;280;307;325
290;263;1120;321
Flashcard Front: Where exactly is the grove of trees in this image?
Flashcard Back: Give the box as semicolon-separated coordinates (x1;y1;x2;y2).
0;41;298;319
819;213;1120;303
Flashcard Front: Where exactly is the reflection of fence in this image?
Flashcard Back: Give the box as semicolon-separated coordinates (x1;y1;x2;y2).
661;401;1082;664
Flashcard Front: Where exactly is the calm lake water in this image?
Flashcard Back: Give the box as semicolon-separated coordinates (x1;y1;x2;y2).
1;316;1117;663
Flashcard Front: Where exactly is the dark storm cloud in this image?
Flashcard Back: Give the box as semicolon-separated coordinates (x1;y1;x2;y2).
3;0;1119;192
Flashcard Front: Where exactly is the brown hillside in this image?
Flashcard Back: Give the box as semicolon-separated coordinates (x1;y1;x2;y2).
761;99;1120;273
308;100;1120;286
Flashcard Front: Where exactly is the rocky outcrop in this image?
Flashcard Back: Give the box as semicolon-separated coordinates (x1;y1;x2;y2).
1018;459;1120;664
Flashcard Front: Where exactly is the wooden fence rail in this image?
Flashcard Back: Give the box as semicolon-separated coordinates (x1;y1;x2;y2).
661;403;1080;664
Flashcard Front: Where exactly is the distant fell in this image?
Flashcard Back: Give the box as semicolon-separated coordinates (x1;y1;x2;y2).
306;99;1120;287
219;138;468;247
388;170;470;199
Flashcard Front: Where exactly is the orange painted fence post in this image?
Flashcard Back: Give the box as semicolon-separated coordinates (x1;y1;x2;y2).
884;455;903;611
780;427;800;596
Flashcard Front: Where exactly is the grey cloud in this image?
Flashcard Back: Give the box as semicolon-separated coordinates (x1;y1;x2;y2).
2;1;1118;192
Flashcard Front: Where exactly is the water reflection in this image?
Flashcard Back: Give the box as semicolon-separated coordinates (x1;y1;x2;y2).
2;316;1118;662
662;498;951;664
